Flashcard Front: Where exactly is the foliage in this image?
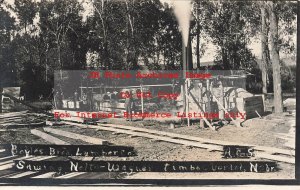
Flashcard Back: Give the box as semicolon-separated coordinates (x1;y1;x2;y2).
0;0;296;100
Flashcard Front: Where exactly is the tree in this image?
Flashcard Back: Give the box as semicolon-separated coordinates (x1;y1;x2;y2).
267;1;283;113
202;1;257;70
260;2;269;95
191;0;207;69
0;6;15;112
194;1;201;69
39;0;84;79
14;0;37;34
0;6;16;86
89;0;172;70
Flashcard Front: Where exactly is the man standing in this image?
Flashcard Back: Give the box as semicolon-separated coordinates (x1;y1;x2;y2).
124;90;133;121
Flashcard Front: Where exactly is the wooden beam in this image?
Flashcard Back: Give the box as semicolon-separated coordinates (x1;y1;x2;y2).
185;79;190;127
5;156;56;178
0;111;28;119
211;93;241;127
0;156;33;171
31;129;70;145
186;92;215;130
64;122;222;151
98;123;294;157
64;122;294;163
44;127;108;145
0;117;23;122
257;152;294;164
219;80;225;119
0;93;50;115
4;121;45;128
0;87;2;113
31;172;56;178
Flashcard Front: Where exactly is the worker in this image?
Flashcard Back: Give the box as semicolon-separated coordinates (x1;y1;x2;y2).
124;90;133;121
87;89;93;111
56;91;63;109
74;90;78;109
53;91;59;109
82;92;87;110
74;90;78;101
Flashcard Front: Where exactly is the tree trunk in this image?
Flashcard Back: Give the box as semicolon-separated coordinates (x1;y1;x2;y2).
57;43;63;80
260;3;268;95
267;1;283;113
187;35;193;70
45;43;49;82
0;87;2;113
222;47;229;69
196;2;200;69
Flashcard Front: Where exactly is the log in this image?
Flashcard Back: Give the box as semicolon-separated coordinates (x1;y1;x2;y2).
186;93;215;130
97;123;294;157
257;152;294;164
44;127;108;145
0;111;28;119
5;121;45;129
55;172;86;179
64;122;294;164
4;156;56;178
211;94;241;127
31;172;56;178
0;93;51;115
31;129;70;145
64;122;222;151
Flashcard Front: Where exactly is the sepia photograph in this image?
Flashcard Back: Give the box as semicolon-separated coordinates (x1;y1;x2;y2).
0;0;297;186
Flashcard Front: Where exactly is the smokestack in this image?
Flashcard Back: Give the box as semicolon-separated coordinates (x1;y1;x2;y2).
182;35;193;79
159;0;192;76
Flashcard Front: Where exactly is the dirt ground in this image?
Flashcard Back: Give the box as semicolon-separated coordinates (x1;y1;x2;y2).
0;111;294;179
0;94;296;180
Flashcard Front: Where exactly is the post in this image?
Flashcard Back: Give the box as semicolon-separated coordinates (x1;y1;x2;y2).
140;85;144;114
91;87;94;111
187;92;215;130
198;82;203;103
185;79;190;127
0;87;2;113
219;80;225;119
212;94;241;127
198;82;203;127
206;79;211;113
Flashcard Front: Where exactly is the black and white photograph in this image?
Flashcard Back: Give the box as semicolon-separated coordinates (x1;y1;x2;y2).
0;0;297;186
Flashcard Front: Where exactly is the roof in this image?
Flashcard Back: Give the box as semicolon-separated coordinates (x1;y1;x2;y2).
199;61;216;67
256;57;296;67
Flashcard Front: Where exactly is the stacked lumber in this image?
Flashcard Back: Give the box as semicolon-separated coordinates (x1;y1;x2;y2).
0;111;46;128
243;96;264;119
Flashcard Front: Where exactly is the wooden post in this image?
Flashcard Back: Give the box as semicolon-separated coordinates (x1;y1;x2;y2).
91;87;94;111
186;79;190;127
198;82;203;103
211;93;241;127
53;91;57;109
0;87;2;113
206;79;211;113
198;82;203;127
186;92;215;130
219;80;225;119
80;82;83;100
140;84;144;114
